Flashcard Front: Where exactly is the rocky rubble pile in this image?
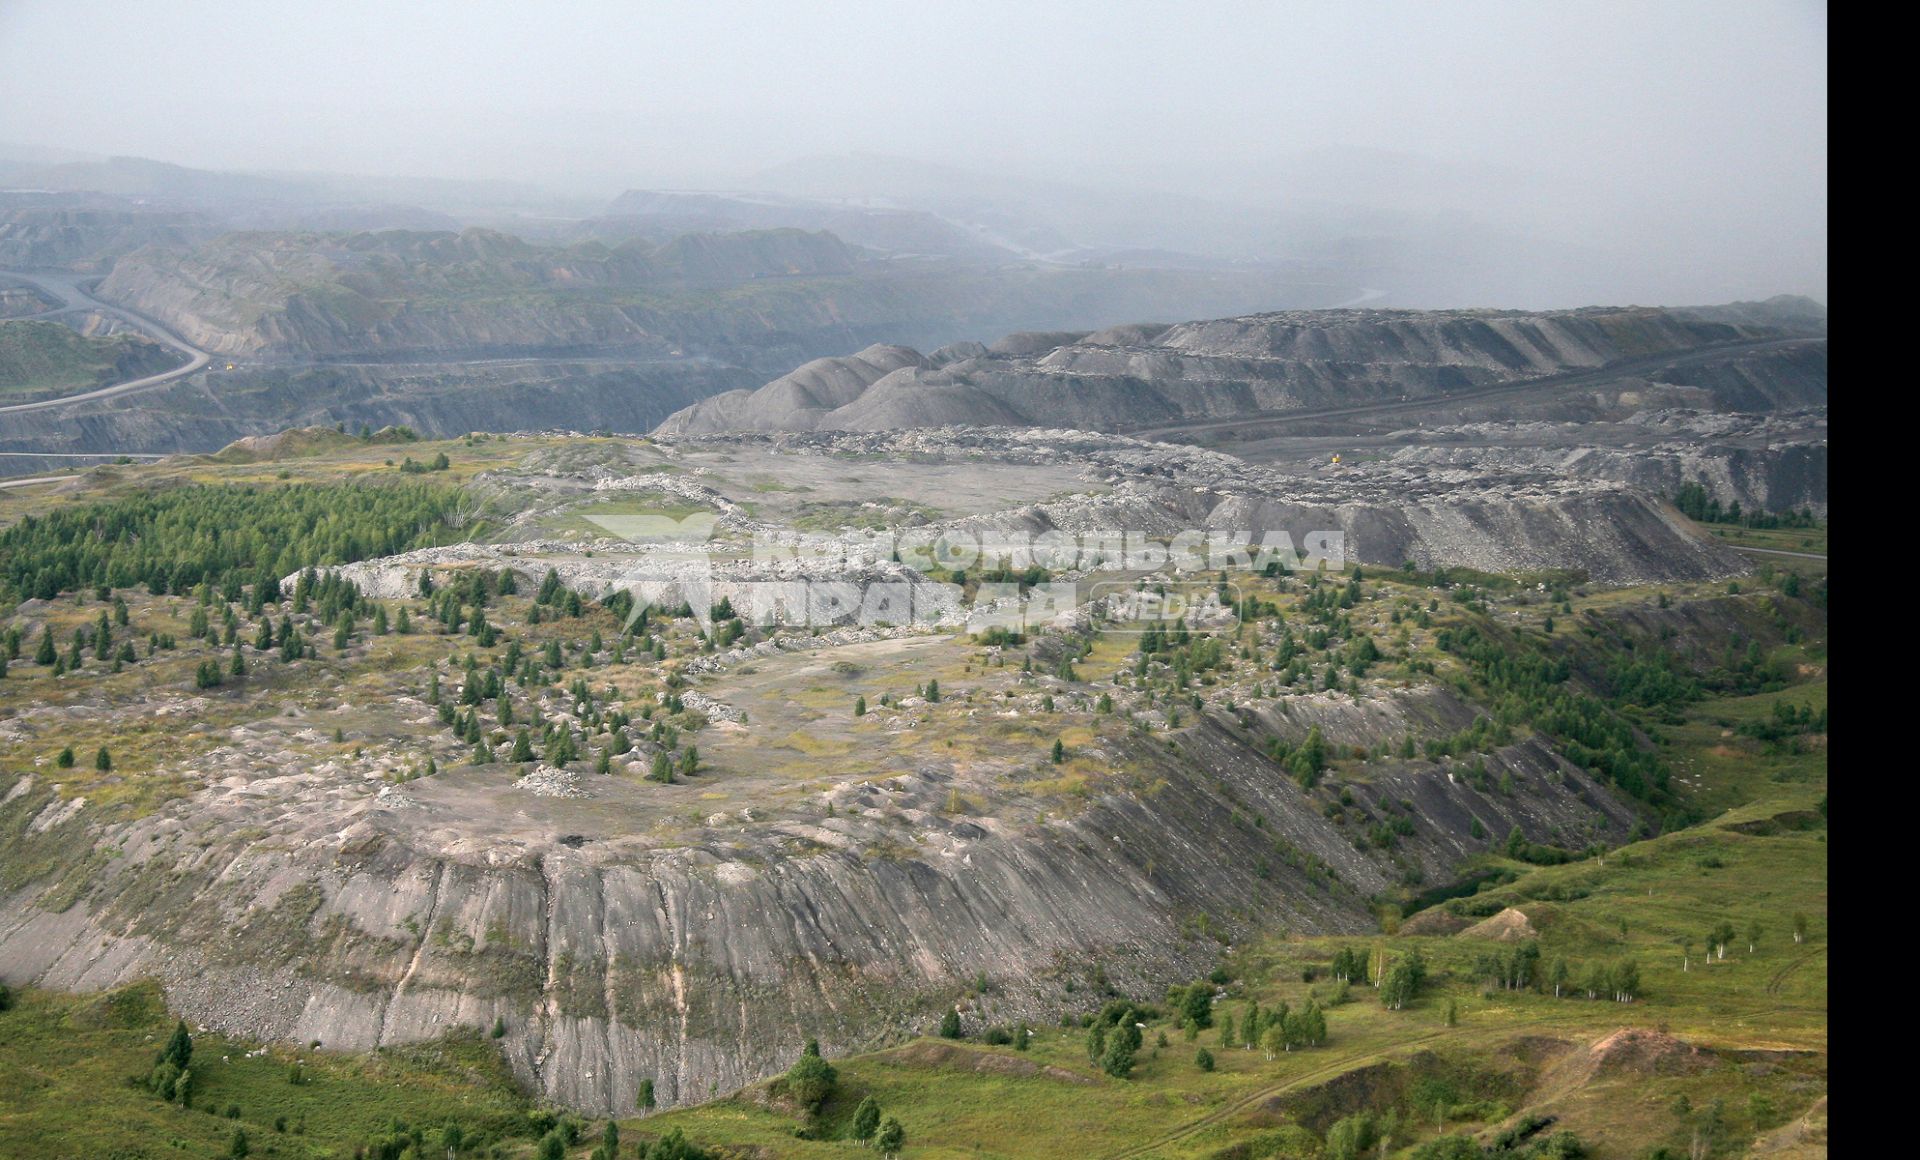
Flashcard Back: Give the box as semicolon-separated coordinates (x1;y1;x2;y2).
514;765;591;798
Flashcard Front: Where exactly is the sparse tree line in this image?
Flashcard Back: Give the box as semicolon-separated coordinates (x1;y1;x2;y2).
1405;1113;1589;1159
1115;568;1667;826
1378;947;1428;1010
1684;913;1807;969
1219;993;1331;1058
123;1015;727;1160
1263;723;1330;788
1735;701;1827;752
1103;560;1809;855
1701;632;1799;698
1670;482;1818;531
357;1106;708;1160
396;451;453;473
1470;944;1642;1002
774;1038;905;1155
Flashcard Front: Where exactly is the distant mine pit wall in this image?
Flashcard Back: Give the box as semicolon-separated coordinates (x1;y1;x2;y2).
1651;340;1827;412
0;360;763;460
824;453;1746;586
304;477;1744;617
1200;486;1744;584
657;305;1824;437
1151;308;1749;368
1386;441;1828;517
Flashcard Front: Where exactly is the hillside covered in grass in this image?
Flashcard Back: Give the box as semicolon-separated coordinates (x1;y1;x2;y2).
0;318;186;401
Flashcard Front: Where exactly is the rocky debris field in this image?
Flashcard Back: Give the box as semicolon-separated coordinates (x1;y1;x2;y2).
313;426;1746;591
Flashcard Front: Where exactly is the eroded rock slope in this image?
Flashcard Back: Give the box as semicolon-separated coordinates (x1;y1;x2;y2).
658;303;1826;436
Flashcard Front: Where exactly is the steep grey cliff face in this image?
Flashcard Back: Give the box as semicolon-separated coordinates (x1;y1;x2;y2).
0;692;1631;1115
1148;306;1740;365
1673;295;1829;335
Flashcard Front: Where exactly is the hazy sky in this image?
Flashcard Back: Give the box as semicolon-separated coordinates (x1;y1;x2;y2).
0;0;1825;300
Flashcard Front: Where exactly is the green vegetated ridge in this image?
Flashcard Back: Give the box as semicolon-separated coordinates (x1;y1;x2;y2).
0;318;185;400
0;433;1827;1159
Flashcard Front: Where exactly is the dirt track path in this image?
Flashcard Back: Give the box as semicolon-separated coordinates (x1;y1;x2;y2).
1766;946;1826;996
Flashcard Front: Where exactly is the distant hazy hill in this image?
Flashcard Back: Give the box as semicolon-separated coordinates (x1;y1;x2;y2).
0;201;219;272
94;226;860;357
92;225;1357;366
8;155;325;204
1676;295;1828;334
0;152;535;263
596;189;1024;263
750;151;1811;309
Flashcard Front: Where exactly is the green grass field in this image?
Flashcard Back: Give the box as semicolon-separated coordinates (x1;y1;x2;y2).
0;982;534;1160
1702;524;1827;558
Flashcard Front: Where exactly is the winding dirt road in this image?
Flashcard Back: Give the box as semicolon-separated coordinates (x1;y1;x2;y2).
0;269;213;414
